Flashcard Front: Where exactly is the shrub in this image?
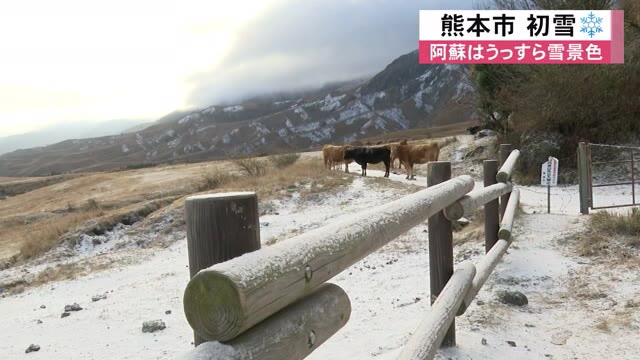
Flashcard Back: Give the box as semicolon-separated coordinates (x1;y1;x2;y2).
233;158;268;177
269;153;300;169
85;198;100;211
591;208;640;240
198;173;234;191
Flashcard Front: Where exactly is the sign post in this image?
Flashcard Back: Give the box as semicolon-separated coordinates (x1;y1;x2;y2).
541;157;559;213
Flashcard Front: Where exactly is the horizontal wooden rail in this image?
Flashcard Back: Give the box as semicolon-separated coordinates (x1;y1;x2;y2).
592;181;639;188
457;239;511;315
396;262;476;360
591;159;634;165
496;150;521;183
443;182;513;221
179;283;350;360
184;176;475;341
498;189;520;240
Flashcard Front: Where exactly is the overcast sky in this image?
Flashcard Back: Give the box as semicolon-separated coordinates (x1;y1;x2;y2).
0;0;473;137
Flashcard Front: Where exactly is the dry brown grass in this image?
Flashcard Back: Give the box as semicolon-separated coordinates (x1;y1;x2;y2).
1;155;357;265
191;159;353;204
0;176;36;184
574;208;640;259
357;120;476;144
269;153;301;169
15;210;104;260
591;208;640;243
0;159;231;264
453;209;485;246
594;311;635;333
0;174;85;196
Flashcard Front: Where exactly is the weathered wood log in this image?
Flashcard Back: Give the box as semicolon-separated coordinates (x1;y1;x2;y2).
483;160;500;253
185;192;261;346
185;192;261;279
427;161;455;347
457;239;510;315
578;142;590;214
499;144;513;218
496;149;521;183
443;182;513;221
183;175;475;342
179;283;350;360
498;188;520;241
396;262;476;360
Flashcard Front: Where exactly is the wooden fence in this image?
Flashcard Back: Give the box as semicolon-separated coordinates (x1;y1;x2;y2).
178;145;521;360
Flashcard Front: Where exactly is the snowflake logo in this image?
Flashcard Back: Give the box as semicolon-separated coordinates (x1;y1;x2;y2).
580;12;604;38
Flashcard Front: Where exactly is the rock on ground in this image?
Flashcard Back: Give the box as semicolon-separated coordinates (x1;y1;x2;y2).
92;294;107;302
496;290;528;306
142;320;166;333
64;303;83;312
25;344;40;353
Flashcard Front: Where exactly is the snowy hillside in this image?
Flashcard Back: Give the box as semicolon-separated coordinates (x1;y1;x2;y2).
2;140;639;359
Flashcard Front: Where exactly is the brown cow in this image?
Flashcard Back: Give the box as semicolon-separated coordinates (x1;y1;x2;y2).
393;142;440;180
388;139;408;170
322;145;353;173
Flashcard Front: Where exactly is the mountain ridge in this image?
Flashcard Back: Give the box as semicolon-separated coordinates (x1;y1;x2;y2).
0;50;479;177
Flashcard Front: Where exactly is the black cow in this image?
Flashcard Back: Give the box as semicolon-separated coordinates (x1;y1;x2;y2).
344;146;391;177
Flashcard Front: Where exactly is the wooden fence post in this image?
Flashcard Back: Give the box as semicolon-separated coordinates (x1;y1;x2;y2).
185;192;261;346
578;142;590;215
499;144;513;219
483;160;499;253
427;161;455;347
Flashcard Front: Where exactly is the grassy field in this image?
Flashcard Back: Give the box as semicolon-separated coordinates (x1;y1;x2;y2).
0;160;227;266
0;174;86;197
0;154;365;268
358;120;477;144
0;177;35;184
0;127;465;272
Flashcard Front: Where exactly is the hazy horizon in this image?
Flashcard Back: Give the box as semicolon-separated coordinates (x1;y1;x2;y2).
0;0;473;137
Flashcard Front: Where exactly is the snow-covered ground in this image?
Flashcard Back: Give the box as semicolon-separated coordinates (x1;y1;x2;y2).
2;162;639;359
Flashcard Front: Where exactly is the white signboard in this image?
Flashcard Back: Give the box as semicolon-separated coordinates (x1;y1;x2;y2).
541;157;559;186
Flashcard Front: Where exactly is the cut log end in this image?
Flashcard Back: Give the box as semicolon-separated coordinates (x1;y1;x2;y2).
443;202;464;221
498;228;512;241
496;172;510;183
183;271;245;342
186;192;257;202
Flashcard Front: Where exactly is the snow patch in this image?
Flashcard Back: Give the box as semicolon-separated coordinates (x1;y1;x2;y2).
167;136;182;148
362;91;386;107
202;106;216;114
196;124;216;133
294;107;310;121
379;108;409;129
417;69;433;82
453;79;475;101
223;105;244;113
285;118;295;130
251;122;271;136
300;127;334;143
339;101;370;123
319;94;346;112
178;113;200;125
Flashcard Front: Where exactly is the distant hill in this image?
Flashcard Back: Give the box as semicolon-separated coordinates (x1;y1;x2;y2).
0;119;152;156
0;50;479;176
